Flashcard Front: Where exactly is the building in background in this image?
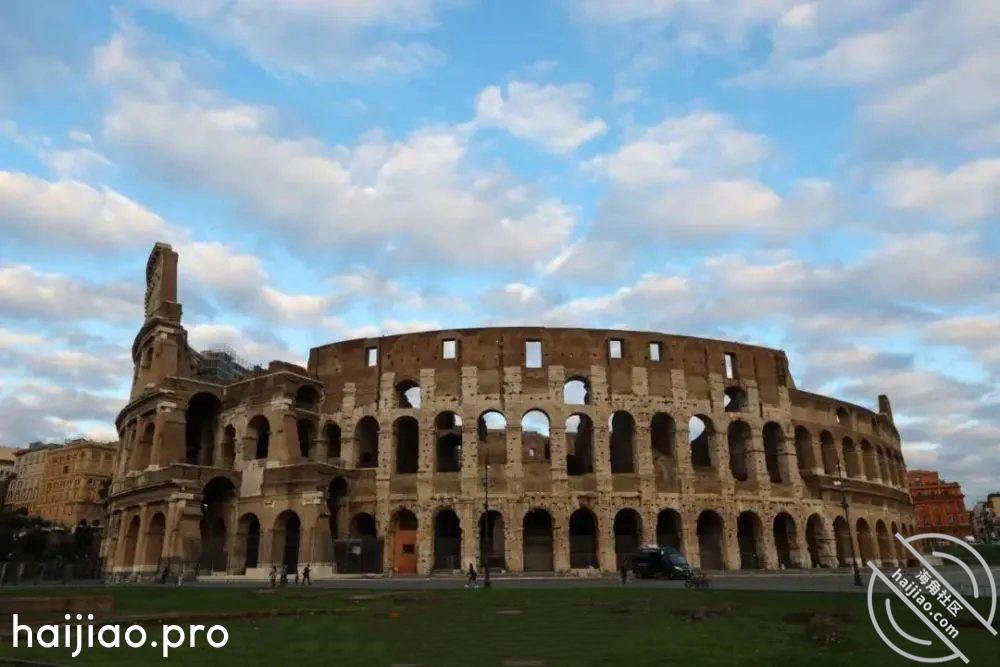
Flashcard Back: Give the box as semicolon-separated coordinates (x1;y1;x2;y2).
908;470;972;540
0;446;17;479
970;493;1000;543
4;440;116;527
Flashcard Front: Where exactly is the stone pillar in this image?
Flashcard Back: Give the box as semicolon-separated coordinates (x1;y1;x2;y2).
682;510;701;569
552;507;570;573
506;424;523;497
675;423;695;496
723;518;740;571
507;506;524;572
460;422;479;496
593;422;612;493
747;430;771;491
597;504;616;572
277;408;300;464
152;404;185;467
460;502;478;571
634;420;654;478
713;430;734;495
549;425;568;495
759;521;778;570
809;435;825;476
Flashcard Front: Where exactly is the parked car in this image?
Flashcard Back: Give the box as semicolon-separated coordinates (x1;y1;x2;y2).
631;545;693;579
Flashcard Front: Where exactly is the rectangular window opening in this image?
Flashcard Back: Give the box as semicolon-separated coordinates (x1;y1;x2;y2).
609;339;623;359
366;347;378;367
724;352;735;379
649;342;661;361
442;339;457;359
525;340;542;368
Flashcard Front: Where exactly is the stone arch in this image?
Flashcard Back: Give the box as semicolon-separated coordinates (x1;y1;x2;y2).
273;511;301;571
200;477;235;572
656;509;683;552
566;413;594;475
861;440;877;479
833;516;852;566
355;416;379;468
220;424;236;468
856;518;875;565
836;406;850;426
820;430;837;475
121;515;140;569
609;410;636;473
325;422;342;460
132;422;154;471
521;409;551;462
891;521;906;565
435;411;463;472
805;514;826;568
185;392;221;465
876;520;893;566
650;412;675;464
235;513;261;572
522;509;554;572
728;421;751;482
326;477;348;539
143;512;166;567
773;512;798;569
479;510;505;570
296;418;315;459
696;510;725;570
563;377;590;405
763;422;784;483
477;410;508;465
737;511;763;569
569;507;598;568
394;416;419;474
794;426;813;474
614;508;643;566
247;415;270;460
843;437;861;478
389;509;418;574
294;384;320;410
689;415;713;468
395;379;421;408
432;508;462;571
724;386;748;412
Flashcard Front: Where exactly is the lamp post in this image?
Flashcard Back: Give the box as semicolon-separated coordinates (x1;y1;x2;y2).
481;444;491;589
834;464;863;587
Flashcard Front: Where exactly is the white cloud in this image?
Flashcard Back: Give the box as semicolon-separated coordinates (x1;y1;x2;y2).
0;171;169;249
474;81;607;153
0;265;136;323
879;159;1000;224
923;315;1000;373
186;323;300;366
39;146;112;178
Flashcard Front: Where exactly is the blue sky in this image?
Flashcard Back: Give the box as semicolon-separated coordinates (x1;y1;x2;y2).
0;1;997;500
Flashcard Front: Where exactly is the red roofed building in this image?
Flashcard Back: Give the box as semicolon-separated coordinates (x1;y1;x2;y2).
908;470;972;540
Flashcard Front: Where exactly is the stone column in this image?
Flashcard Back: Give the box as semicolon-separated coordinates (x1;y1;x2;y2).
152;403;185;467
277;408;300;464
713;430;734;495
506;424;523;497
809;435;825;475
549;425;568;495
552;506;570;573
681;510;701;568
593;421;612;493
460;422;479;496
747;430;771;491
597;504;616;572
759;521;778;570
723;518;740;571
675;423;695;496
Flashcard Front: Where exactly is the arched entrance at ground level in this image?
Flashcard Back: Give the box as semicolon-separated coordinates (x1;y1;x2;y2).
273;511;301;571
833;517;852;566
391;510;418;574
614;509;642;567
235;514;260;572
697;511;724;570
523;510;553;572
121;516;140;569
737;512;762;569
200;477;235;572
143;513;166;567
856;519;875;566
479;510;505;570
569;508;598;568
876;520;894;567
773;513;798;569
806;514;825;568
433;509;462;571
656;509;682;552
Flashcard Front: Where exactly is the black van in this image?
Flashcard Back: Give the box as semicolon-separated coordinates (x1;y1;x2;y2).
630;546;693;580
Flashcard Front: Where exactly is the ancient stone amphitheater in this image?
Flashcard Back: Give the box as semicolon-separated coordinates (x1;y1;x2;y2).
103;243;915;578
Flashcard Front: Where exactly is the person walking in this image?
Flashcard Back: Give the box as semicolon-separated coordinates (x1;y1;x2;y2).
279;564;288;587
268;566;277;588
465;562;478;589
302;564;311;585
619;559;629;585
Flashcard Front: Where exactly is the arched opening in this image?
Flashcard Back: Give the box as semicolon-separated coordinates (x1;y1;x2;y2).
477;410;508;465
763;422;784;483
394;416;419;474
566;414;594;475
737;511;762;569
435;412;463;472
856;518;875;565
220;425;236;468
355;416;379;468
650;413;675;479
609;411;635;473
350;512;377;538
861;440;877;479
122;515;140;568
479;510;505;570
877;447;889;483
522;509;553;572
843;438;861;478
296;419;314;459
273;511;301;571
794;426;813;474
835;407;849;426
143;512;166;566
656;509;682;552
773;512;798;569
891;521;905;565
236;513;260;572
395;380;421;409
806;514;825;568
295;384;320;409
876;520;893;566
696;511;724;570
613;508;642;567
200;477;235;572
391;510;418;574
433;509;462;571
820;431;837;475
248;415;270;460
132;422;154;471
563;377;590;405
521;410;550;462
689;416;713;468
185;393;221;465
728;421;751;482
833;516;852;566
724;386;747;412
325;422;342;461
569;508;598;568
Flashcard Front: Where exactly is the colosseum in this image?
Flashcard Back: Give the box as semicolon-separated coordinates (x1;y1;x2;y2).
102;243;915;578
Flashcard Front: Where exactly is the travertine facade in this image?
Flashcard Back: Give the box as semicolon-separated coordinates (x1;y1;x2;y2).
6;443;60;515
103;243;915;577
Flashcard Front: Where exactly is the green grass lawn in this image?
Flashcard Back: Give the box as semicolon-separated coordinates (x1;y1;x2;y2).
0;586;995;666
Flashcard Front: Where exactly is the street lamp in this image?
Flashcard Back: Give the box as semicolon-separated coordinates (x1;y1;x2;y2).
481;444;491;589
833;464;863;587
